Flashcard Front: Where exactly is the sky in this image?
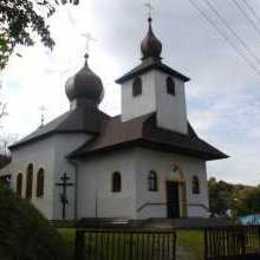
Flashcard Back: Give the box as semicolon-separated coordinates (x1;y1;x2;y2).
1;0;260;185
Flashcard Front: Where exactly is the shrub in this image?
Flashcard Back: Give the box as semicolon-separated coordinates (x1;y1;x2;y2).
0;184;70;259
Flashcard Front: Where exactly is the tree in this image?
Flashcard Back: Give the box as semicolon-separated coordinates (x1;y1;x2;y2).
208;178;233;216
0;0;79;70
234;186;260;216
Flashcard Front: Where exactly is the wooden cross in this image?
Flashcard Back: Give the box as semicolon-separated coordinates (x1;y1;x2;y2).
81;32;97;53
56;173;74;220
145;0;154;18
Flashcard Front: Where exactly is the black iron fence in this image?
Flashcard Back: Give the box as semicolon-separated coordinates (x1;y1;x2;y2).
73;218;260;260
75;228;176;260
204;225;260;260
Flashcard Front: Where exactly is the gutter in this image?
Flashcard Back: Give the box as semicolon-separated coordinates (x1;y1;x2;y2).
68;159;79;220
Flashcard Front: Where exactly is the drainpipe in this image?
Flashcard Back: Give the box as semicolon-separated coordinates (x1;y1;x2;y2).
69;159;79;221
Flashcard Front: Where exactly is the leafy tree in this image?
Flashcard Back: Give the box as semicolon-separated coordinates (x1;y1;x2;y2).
208;177;260;218
208;178;233;216
0;0;79;70
0;184;71;259
234;185;260;216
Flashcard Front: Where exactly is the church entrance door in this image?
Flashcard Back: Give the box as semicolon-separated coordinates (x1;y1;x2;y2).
166;181;180;218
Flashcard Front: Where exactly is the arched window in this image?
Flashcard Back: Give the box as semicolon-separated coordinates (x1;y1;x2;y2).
192;176;200;194
132;77;142;97
166;77;175;96
36;168;44;198
148;171;158;191
112;172;121;192
26;164;33;199
16;173;23;197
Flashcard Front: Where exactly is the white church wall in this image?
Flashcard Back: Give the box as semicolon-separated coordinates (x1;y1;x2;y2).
135;148;209;219
77;148;137;219
155;71;188;134
120;69;188;135
3;137;57;219
0;133;91;220
121;70;157;122
51;133;91;220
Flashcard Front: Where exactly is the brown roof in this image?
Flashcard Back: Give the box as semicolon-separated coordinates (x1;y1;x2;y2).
69;113;228;161
116;58;190;84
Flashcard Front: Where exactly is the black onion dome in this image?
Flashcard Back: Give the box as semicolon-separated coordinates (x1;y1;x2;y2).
141;17;162;60
65;54;104;105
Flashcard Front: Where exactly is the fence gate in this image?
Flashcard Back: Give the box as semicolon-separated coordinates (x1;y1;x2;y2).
204;225;260;260
75;229;176;260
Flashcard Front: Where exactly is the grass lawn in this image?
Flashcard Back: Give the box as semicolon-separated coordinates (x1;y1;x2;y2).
176;230;204;260
59;228;76;259
58;228;204;260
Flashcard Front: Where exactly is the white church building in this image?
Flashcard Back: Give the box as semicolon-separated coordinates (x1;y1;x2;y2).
0;18;227;220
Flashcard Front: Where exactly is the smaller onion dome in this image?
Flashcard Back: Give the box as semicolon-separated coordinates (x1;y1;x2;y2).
65;54;104;106
141;17;162;60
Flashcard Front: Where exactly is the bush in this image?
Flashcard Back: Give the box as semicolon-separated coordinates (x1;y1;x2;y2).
0;185;70;260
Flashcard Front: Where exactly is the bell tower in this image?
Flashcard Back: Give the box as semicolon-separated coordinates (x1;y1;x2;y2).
116;17;190;135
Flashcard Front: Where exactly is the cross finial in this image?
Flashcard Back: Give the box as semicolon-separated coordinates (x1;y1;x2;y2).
39;105;46;127
145;0;154;19
81;32;97;54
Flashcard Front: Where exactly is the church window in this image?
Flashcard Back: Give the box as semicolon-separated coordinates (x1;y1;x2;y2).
16;173;23;197
112;172;121;192
192;176;200;194
26;164;33;199
166;77;176;96
148;171;158;191
132;77;142;97
36;168;44;198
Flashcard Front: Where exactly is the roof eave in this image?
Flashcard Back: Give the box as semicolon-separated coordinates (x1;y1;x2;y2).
67;139;229;161
9;130;97;150
116;63;190;84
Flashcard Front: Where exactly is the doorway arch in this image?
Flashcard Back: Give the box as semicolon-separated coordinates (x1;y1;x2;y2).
166;164;187;218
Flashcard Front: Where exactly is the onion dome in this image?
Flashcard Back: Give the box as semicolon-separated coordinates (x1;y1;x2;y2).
141;17;162;60
65;54;104;107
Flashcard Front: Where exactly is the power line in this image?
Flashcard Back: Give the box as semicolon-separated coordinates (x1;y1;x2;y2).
231;0;260;38
202;0;260;67
187;0;260;76
241;0;260;26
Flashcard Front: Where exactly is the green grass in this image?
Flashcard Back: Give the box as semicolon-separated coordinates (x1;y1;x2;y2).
59;228;76;259
58;228;204;260
176;230;204;260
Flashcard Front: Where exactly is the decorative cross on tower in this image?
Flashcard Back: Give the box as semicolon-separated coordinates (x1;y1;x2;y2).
39;105;46;127
145;0;154;18
81;32;97;54
56;173;74;220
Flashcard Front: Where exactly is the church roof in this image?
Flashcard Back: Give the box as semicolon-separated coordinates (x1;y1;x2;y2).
115;57;190;84
68;113;228;161
10;105;109;149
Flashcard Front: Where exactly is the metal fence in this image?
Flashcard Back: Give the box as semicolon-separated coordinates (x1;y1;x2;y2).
75;228;176;260
204;225;260;260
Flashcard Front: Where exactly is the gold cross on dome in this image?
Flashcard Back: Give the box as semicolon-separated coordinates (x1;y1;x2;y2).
144;0;154;18
81;32;97;53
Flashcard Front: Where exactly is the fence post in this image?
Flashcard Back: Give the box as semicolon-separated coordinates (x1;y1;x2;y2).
75;230;85;260
204;228;208;260
241;227;246;257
